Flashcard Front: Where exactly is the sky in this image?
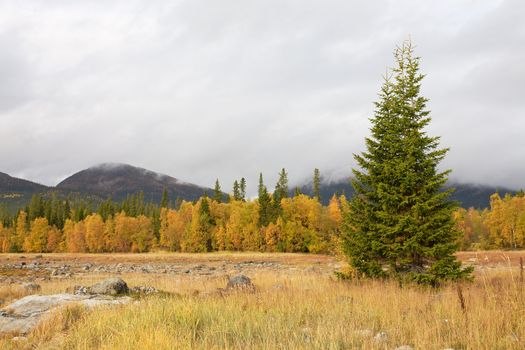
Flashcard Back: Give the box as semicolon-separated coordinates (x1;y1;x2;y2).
0;0;524;195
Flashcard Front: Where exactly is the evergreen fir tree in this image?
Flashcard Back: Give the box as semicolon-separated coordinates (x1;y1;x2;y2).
274;168;289;201
271;168;289;221
198;196;214;251
240;178;247;201
313;168;321;202
214;179;222;203
258;173;271;227
342;40;472;285
161;188;169;208
232;180;241;201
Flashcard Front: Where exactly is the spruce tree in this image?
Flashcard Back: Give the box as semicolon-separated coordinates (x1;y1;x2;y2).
313;168;321;202
342;41;472;285
214;179;222;203
274;168;289;201
232;180;240;201
258;173;271;227
239;177;247;201
272;168;289;221
160;188;169;208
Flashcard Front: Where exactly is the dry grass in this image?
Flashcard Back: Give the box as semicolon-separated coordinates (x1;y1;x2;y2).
0;252;524;349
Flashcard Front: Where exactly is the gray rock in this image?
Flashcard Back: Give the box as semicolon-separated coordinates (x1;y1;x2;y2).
129;286;159;295
89;277;129;295
226;274;255;291
65;285;90;295
373;331;388;342
21;283;41;293
0;293;131;335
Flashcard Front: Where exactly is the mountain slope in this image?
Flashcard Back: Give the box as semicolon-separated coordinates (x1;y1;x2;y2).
296;178;516;209
56;163;211;203
0;172;49;194
0;172;51;212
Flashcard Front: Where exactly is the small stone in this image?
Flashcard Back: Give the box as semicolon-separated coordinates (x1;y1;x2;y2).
12;336;28;342
373;331;388;342
65;285;89;295
301;327;312;343
129;286;159;295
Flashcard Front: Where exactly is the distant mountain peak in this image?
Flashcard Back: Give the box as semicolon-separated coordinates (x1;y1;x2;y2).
56;163;209;202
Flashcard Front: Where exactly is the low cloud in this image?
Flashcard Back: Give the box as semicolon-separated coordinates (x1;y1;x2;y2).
0;0;523;195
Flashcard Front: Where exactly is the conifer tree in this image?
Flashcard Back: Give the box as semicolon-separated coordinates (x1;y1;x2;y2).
232;180;241;201
274;168;289;202
313;168;321;202
240;178;247;201
342;40;472;285
258;173;271;227
161;188;169;208
214;179;222;203
272;168;289;221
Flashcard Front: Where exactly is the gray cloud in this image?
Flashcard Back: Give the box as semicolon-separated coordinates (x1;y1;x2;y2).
0;0;523;195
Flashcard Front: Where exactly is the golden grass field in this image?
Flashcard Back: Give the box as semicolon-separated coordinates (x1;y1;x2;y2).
0;251;524;350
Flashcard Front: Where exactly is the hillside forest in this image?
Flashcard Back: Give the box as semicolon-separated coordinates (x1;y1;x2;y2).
0;170;523;254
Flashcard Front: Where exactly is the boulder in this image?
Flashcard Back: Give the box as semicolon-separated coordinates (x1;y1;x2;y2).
88;278;129;295
226;274;255;291
0;293;131;335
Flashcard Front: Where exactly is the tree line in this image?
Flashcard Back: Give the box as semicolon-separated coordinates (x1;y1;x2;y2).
455;191;525;250
0;181;522;254
0;169;341;254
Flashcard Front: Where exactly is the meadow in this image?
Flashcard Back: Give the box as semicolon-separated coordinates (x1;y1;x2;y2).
0;251;523;350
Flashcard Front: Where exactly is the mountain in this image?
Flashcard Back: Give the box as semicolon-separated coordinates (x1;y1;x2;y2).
0;172;49;194
0;172;51;212
56;163;211;203
295;178;516;209
0;164;518;212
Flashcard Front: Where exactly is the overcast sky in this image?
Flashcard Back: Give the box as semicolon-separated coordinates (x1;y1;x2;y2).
0;0;524;194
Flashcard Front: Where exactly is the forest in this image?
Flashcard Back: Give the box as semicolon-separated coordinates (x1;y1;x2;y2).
0;173;523;254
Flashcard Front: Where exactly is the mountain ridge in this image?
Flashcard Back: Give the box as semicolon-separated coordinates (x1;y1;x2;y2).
0;163;213;212
0;164;519;211
295;178;517;209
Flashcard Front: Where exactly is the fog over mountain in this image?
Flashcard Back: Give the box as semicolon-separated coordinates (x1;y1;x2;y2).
0;1;524;196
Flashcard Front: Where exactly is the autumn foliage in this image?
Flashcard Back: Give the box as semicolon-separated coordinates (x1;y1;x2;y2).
0;194;343;254
0;190;523;254
455;192;525;250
